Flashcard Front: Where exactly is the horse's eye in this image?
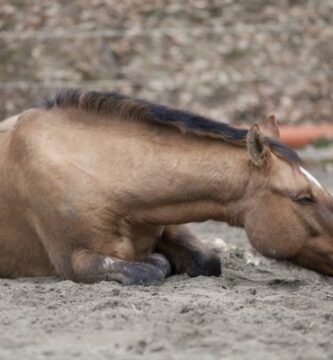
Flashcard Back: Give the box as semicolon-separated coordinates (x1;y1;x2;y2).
294;195;316;205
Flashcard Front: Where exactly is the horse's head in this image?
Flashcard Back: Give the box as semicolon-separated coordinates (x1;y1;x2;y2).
244;116;333;276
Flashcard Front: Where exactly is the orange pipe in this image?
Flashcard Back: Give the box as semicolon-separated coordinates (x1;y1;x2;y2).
279;125;333;148
235;124;333;148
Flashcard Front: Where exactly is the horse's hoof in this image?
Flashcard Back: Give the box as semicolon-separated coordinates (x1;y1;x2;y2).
187;252;222;277
109;260;169;286
145;253;172;277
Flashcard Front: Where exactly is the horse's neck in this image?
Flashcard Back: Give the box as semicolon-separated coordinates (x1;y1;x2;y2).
128;126;250;226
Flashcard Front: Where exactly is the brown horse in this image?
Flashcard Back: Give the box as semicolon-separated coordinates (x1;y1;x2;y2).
0;90;332;284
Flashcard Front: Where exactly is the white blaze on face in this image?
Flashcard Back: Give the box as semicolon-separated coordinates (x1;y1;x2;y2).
299;167;324;190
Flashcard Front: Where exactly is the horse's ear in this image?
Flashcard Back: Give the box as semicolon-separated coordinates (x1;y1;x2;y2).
246;124;270;167
260;115;280;139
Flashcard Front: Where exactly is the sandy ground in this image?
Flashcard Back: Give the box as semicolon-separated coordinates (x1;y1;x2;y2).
1;165;333;360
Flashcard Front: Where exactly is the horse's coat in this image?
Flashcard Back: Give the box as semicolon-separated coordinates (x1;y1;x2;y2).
0;89;332;284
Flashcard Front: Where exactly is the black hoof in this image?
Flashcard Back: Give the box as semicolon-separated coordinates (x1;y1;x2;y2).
187;252;222;278
109;256;170;286
145;253;171;277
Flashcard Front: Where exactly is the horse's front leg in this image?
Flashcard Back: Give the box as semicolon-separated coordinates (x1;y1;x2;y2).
71;249;171;285
156;225;222;277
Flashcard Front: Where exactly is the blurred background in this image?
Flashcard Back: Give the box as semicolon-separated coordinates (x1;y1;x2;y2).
1;0;333;126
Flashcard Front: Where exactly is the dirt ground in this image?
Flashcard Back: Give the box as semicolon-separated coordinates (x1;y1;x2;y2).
1;165;333;360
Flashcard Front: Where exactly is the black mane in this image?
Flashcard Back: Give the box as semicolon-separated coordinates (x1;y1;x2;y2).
38;89;301;165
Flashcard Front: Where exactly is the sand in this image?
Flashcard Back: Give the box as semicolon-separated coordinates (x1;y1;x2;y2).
1;165;333;360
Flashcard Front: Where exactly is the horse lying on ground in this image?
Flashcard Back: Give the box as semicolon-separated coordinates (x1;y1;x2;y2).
0;90;332;284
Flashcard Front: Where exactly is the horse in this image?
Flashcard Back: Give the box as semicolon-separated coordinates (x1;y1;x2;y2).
0;89;332;285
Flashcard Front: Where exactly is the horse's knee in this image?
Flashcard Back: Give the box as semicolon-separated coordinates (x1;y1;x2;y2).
186;251;222;277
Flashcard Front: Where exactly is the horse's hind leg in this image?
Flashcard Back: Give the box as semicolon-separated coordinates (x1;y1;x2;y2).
71;249;171;285
157;225;222;277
